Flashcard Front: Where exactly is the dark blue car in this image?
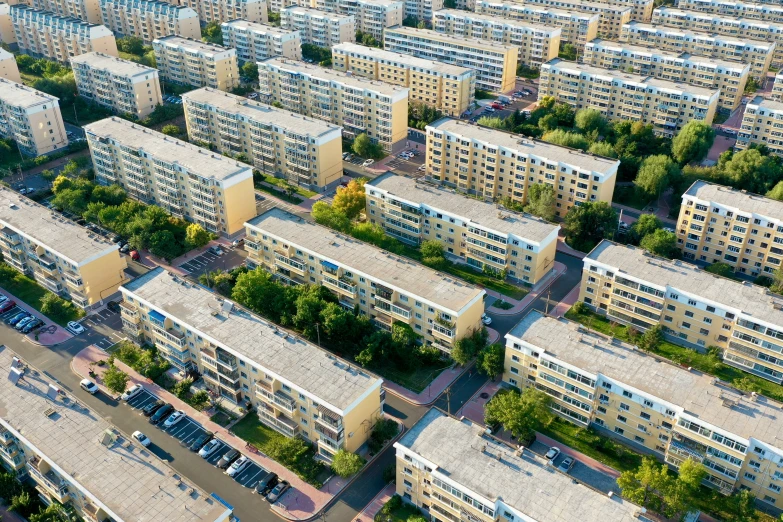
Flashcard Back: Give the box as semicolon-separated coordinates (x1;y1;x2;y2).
7;312;28;326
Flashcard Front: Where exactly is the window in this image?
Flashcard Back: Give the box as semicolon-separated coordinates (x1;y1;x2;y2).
623;390;633;398
617;415;627;423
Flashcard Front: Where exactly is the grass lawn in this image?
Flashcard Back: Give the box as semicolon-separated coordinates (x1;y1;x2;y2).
383;502;425;522
492;299;514;310
540;418;642;473
210;409;234;427
0;268;83;326
262;176;318;198
713;111;730;125
255;182;305;204
370;361;449;393
446;263;529;300
612;185;651;211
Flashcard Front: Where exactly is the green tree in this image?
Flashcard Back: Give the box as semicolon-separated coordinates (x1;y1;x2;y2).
312;201;351;233
171;377;194;399
588;141;617;158
352;133;383;159
202;21;223;44
420;239;448;269
30;503;74;522
117;36;145;55
332;178;367;219
627;214;661;245
559;43;577;60
39;293;75;323
476;343;504;379
103;364;130;395
672;121;715;165
232;268;293;323
635;155;681;199
185;223;211;248
574;108;606;135
484;388;553;440
161;124;181;136
705;262;736;279
523;184;556;221
241;61;259;80
538;113;558;132
639;229;679;259
476;116;505;129
541;129;589;150
637;324;663;351
720;490;758;522
767;180;783;201
331;449;366;477
618;457;704;519
9;490;32;514
563;201;617;253
721;148;782;193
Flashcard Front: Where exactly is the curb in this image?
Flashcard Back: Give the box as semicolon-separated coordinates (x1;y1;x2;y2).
487;265;565;316
351;483;395;522
383;360;475;407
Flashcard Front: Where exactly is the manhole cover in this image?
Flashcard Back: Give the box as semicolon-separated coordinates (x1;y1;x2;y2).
480;392;489;399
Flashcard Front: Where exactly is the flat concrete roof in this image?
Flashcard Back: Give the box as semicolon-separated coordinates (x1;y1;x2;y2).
281;6;354;20
0;187;118;266
586;38;750;71
427;118;620;176
509;311;783;449
654;6;781;28
474;0;600;20
153;35;234;56
748;94;783;111
397;409;644;522
684;180;783;224
222;18;300;35
434;9;562;34
84;117;252;182
122;268;382;412
385;26;519;53
246;208;485;313
0;346;230;522
332;42;475;77
70;52;157;78
623;21;775;49
0;77;60;109
367;173;559;244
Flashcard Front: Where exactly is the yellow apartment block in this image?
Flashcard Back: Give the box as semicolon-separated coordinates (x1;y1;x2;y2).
432;9;561;69
244;208;487;352
280;6;356;47
620;21;775;81
579;240;783;386
0;3;13;45
474;0;599;47
736;96;783;158
504;309;783;503
84;117;256;236
0;188;127;308
221;19;302;63
0;349;233;522
425;118;620;218
0;48;20;83
29;0;101;23
512;0;632;39
383;26;518;93
120;267;384;463
539;58;719;136
258;58;408;152
403;0;440;22
395;409;647;522
604;0;654;22
677;0;783;23
331;42;475;117
773;72;783;101
0;78;68;157
183;88;344;192
314;0;403;40
71;52;163;119
365;173;560;285
583;38;749;112
174;0;268;24
153;35;240;91
12;6;117;63
652;7;783;67
98;0;200;43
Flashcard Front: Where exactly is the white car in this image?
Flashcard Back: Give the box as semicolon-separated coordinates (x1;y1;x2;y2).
226;455;250;477
80;379;99;394
121;383;144;401
67;321;85;334
248;93;259;99
163;410;186;428
481;313;492;326
545;447;561;461
663;227;675;234
362;159;375;167
417;165;426;172
132;431;151;447
483;107;495;113
199;439;222;458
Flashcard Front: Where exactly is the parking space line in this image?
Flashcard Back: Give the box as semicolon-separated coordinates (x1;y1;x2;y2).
243;467;265;487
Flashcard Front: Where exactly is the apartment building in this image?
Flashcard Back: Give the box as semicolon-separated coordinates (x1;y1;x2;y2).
0;48;20;83
539;58;719;136
245;208;487;351
384;26;518;93
396;409;647;522
175;0;268;24
0;188;127;308
221;19;302;63
0;3;13;45
0;78;68;157
11;6;118;63
773;72;783;101
579;240;783;386
280;7;355;47
677;0;783;24
432;9;561;69
315;0;402;40
620;21;776;80
84;117;256;236
71;52;163;119
736;95;783;157
474;0;599;47
402;0;440;22
98;0;200;43
425;118;620;218
183;88;344;191
0;349;233;522
513;0;631;39
28;0;101;24
331;42;475;117
120;267;384;463
258;58;408;152
365;173;560;285
583;39;749;111
652;7;783;67
503;309;783;502
605;0;654;22
153;35;240;91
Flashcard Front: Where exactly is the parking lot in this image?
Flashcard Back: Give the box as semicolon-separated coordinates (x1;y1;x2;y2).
83;306;124;350
0;304;49;337
178;245;247;278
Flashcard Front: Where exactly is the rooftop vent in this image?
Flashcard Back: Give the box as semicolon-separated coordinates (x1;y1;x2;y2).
43;407;56;418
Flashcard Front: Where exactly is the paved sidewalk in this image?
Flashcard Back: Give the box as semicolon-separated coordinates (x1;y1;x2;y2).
0;504;26;522
551;284;580;318
485;261;566;316
352;483;395;522
556;237;586;259
0;289;73;346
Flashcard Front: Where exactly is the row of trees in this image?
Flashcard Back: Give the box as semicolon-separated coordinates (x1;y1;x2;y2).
409;101;443;130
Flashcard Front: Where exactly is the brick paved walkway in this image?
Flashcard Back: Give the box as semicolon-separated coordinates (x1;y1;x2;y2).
484;261;566;316
352;483;395;522
551;284;580;318
0;289;73;346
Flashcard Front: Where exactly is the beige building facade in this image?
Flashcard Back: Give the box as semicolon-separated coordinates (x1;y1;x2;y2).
773;72;783;101
513;0;632;39
432;9;561;69
183;88;344;192
0;3;14;45
0;78;68;157
605;0;654;22
425;118;620;218
332;42;475;117
98;0;200;42
676;0;783;24
176;0;268;24
85;117;256;236
366;173;560;285
120;267;384;463
28;0;101;23
245;208;487;352
280;6;355;47
258;58;408;152
153;36;240;91
71;52;163;119
315;0;403;40
0;48;20;83
384;26;518;93
403;0;440;22
221;19;302;63
736;96;783;157
583;38;749;111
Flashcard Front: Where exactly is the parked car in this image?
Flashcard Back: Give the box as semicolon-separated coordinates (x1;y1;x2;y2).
111;235;122;243
663;227;675;234
142;400;165;417
232;238;244;248
121;383;144;401
266;480;290;503
199;439;221;458
226;456;250;477
15;316;35;330
0;301;16;313
7;312;29;326
481;313;492;326
342;152;351;159
106;301;121;313
209;245;223;256
217;449;240;469
120;244;131;254
483;107;495;113
557;456;575;473
163;410;186;428
344;154;354;161
67;321;85;334
149;403;174;425
80;379;99;394
130;250;141;262
248;93;259;100
545;447;561;461
0;294;6;303
417;165;426;172
132;431;151;447
189;431;213;452
724;128;737;136
253;472;278;496
362;159;375;167
491;103;503;110
21;319;43;333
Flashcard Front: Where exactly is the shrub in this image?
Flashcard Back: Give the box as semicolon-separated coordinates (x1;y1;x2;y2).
331;449;365;477
571;301;587;314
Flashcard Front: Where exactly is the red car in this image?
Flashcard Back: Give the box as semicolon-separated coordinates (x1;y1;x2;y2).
491;103;503;110
0;301;16;313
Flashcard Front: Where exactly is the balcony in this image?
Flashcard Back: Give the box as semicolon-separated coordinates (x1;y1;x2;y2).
28;457;69;503
215;349;238;370
274;252;306;275
273;390;296;412
374;296;411;322
322;274;357;297
120;301;139;323
255;380;273;401
432;323;455;341
258;404;299;438
153;325;186;347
